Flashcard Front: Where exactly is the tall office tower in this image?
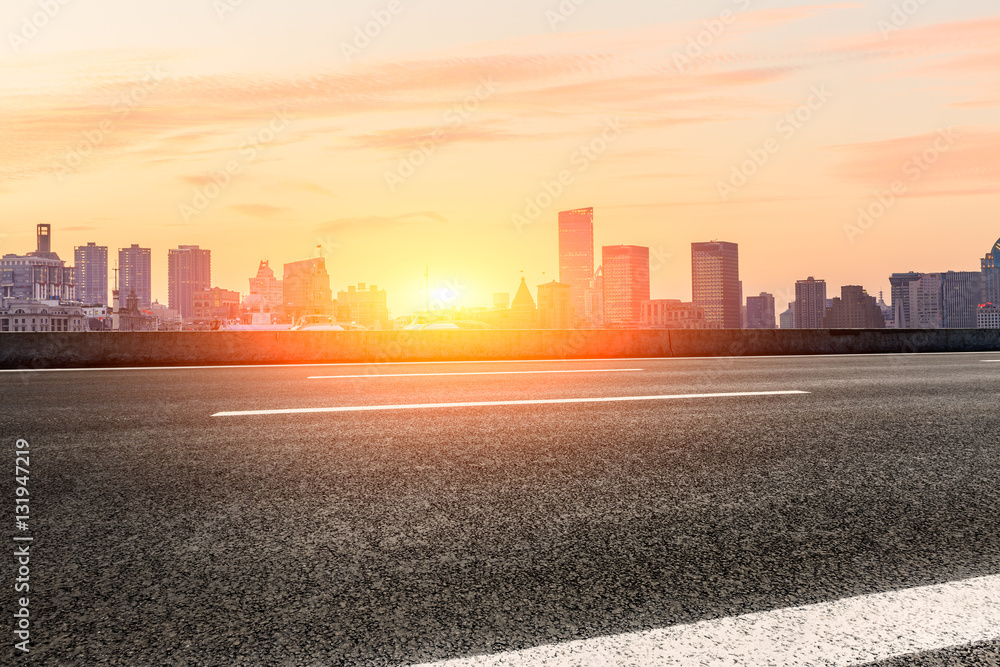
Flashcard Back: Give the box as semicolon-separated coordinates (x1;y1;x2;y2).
982;237;1000;306
794;277;827;329
558;208;594;323
745;292;776;329
119;245;152;309
908;273;944;328
779;303;796;329
167;245;211;319
282;257;333;322
941;271;983;328
691;241;741;329
602;245;650;327
824;286;885;329
889;271;922;329
537;281;573;329
74;242;108;305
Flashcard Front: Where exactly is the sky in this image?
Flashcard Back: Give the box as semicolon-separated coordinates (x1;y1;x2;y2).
2;0;999;315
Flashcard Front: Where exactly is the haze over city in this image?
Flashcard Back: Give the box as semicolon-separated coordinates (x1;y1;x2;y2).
3;0;1000;314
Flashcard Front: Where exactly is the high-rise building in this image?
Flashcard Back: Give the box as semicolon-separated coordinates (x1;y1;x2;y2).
583;267;603;328
794;277;827;329
982;237;1000;306
537;281;573;329
337;283;390;330
691;241;741;329
824;286;885;329
602;245;650;327
74;242;108;306
283;257;333;323
889;271;922;329
167;245;211;319
908;273;944;328
558;208;594;323
779;303;796;329
941;271;983;328
0;224;75;302
119;245;152;310
745;292;776;329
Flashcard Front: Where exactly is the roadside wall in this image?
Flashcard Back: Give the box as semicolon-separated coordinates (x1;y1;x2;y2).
1;329;999;369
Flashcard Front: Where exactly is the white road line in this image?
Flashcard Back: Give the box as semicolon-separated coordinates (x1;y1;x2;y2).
211;391;809;417
308;369;644;379
416;575;1000;667
983;360;1000;363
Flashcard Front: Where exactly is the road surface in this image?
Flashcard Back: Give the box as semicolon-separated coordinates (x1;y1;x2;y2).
2;353;999;665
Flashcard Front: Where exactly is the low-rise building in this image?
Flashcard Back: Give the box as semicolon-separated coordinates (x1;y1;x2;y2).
0;300;86;332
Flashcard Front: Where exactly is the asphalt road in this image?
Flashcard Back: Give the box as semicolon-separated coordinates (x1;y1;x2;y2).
2;353;1000;665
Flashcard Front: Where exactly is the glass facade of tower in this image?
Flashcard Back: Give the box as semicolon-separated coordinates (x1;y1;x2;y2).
74;242;108;306
602;245;649;326
168;245;211;319
691;241;741;329
558;208;594;323
983;237;1000;306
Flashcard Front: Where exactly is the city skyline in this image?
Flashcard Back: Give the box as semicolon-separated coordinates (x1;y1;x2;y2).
3;1;999;314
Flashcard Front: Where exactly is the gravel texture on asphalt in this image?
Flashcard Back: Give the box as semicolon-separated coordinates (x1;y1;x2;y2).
1;353;999;665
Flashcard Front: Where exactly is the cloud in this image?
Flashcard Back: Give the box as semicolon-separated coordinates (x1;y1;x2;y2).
229;204;288;219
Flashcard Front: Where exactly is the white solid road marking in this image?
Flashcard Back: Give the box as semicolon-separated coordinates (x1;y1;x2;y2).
416;575;1000;667
211;391;809;417
308;369;645;379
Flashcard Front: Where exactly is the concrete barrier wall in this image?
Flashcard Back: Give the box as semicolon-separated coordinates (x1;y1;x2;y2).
2;329;1000;369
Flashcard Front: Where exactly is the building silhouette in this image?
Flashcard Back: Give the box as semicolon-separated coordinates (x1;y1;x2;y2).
119;244;152;310
824;286;885;328
641;299;708;329
982;238;1000;306
941;271;982;328
193;287;241;323
74;242;108;305
283;257;333;323
745;292;776;329
1;225;75;302
248;260;283;315
168;245;211;319
558;208;594;323
889;271;922;329
779;303;796;329
603;245;650;327
794;277;827;329
691;241;741;329
537;281;573;329
337;283;390;330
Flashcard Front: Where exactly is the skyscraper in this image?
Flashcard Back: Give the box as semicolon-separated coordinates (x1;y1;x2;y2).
982;237;1000;306
908;273;943;328
691;241;741;329
168;245;211;319
745;292;776;329
119;245;152;310
602;245;650;327
558;207;594;323
941;271;982;328
889;271;922;329
794;277;827;329
824;286;885;329
248;260;283;312
74;242;108;305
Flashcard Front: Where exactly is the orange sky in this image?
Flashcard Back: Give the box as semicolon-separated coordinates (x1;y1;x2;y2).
2;1;999;314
